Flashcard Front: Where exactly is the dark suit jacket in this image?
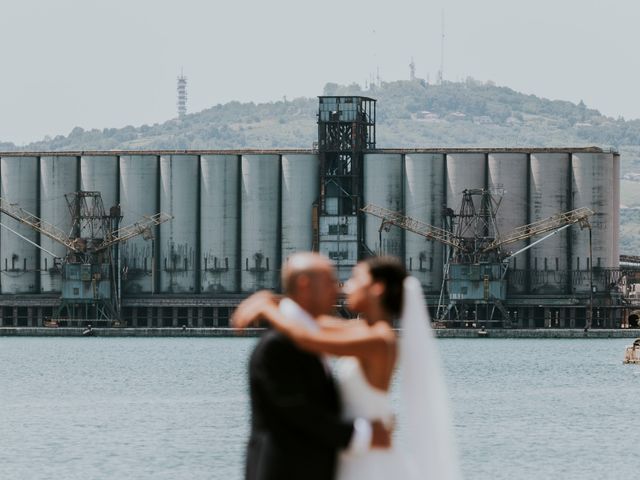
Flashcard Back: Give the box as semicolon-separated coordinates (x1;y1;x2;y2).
245;329;354;480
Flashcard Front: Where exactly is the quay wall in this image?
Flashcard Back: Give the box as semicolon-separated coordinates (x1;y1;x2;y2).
1;327;638;339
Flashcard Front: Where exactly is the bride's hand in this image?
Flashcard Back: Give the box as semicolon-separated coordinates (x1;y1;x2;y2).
232;291;278;329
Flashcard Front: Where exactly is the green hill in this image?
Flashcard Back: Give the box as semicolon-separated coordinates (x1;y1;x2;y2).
5;78;640;153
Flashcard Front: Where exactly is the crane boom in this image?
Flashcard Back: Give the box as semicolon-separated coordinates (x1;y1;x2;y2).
361;203;462;250
0;197;79;252
99;212;172;251
482;207;594;253
0;196;173;255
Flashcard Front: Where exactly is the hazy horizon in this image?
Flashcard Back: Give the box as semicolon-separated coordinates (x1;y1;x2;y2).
1;0;637;145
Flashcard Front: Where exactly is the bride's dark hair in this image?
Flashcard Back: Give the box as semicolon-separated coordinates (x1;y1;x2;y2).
363;256;408;318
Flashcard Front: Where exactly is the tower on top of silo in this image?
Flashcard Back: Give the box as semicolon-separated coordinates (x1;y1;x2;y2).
315;96;376;280
177;71;187;118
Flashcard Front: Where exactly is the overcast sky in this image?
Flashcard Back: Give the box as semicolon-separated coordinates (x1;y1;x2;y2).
1;0;637;144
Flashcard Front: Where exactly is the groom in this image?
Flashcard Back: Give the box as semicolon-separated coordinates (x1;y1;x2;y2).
237;253;390;480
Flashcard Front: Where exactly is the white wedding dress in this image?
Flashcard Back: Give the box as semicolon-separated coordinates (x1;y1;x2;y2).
334;356;413;480
334;277;462;480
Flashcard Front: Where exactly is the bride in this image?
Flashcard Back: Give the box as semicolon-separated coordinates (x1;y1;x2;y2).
238;256;460;480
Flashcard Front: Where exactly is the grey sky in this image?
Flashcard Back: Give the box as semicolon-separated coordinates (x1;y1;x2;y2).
1;0;637;145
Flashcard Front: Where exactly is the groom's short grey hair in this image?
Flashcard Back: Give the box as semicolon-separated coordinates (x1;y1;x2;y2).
282;252;332;295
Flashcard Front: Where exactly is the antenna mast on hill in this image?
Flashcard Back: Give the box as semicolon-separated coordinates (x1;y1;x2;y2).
409;57;416;81
177;69;187;118
438;10;445;84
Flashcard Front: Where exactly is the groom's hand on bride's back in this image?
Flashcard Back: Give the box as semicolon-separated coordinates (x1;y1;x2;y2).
371;420;392;449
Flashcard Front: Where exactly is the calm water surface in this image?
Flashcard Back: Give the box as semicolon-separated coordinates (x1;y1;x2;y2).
1;337;639;479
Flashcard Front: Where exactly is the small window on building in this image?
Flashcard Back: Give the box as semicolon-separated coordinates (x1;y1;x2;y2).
325;197;338;215
328;251;348;260
328;224;348;235
73;288;79;295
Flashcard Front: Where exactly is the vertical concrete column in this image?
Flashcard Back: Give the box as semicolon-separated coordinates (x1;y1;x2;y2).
528;308;535;329
197;308;203;328
12;307;18;326
27;307;34;327
213;308;219;327
0;307;5;326
172;307;179;327
187;308;194;327
156;308;163;328
514;309;523;329
559;309;566;328
132;307;138;327
612;307;620;328
569;308;576;328
147;307;153;328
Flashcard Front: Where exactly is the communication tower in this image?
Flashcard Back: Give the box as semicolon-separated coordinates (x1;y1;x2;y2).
177;72;187;118
438;10;445;84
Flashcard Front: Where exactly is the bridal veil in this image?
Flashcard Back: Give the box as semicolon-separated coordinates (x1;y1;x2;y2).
399;276;462;480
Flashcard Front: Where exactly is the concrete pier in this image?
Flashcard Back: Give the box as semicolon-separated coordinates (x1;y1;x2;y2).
1;327;639;338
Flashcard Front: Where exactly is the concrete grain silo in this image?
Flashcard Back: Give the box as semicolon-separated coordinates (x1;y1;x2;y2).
446;153;486;214
529;153;571;295
119;154;158;294
488;153;528;294
571;152;615;293
404;153;445;293
200;154;240;293
159;154;198;293
364;153;403;258
39;155;77;293
240;154;280;292
1;156;39;295
281;154;318;262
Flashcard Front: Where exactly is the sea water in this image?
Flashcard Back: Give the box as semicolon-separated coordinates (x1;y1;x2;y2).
1;337;639;480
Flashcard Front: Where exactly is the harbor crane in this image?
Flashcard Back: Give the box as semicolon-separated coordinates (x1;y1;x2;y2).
0;191;172;324
362;189;594;325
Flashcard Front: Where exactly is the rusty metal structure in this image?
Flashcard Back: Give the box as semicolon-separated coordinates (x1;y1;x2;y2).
363;190;595;325
0;191;171;323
